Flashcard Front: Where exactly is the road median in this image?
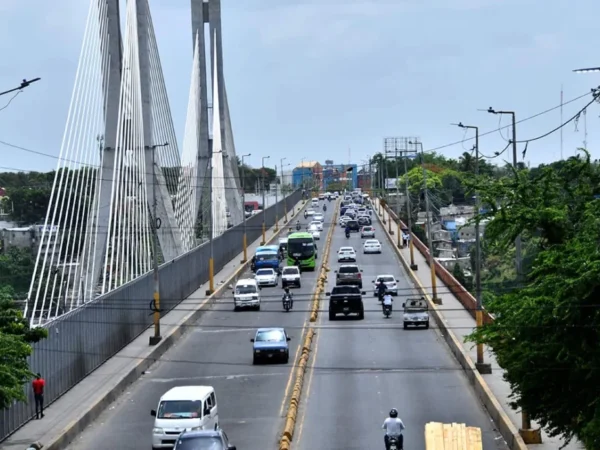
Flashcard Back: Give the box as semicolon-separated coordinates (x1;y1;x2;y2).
280;199;338;450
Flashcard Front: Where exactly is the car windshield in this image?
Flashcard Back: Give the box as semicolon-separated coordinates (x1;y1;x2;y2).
378;276;395;282
236;285;257;294
339;266;358;273
256;253;278;261
339;247;354;253
309;225;318;231
331;286;360;295
256;269;274;276
174;437;224;450
157;400;202;419
347;221;358;227
256;330;285;342
365;240;379;245
288;238;315;257
282;267;299;275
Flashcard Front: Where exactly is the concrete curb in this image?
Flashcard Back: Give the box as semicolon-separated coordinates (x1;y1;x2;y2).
39;201;308;450
279;199;339;450
373;200;528;450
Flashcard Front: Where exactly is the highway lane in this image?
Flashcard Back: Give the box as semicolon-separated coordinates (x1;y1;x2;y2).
65;203;335;450
295;211;508;450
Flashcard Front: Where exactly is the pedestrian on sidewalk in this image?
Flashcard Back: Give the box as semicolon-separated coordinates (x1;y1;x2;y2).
32;373;45;419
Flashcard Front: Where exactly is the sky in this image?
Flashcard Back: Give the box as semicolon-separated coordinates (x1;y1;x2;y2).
0;0;599;174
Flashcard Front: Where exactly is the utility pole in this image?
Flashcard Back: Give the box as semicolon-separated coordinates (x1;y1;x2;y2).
240;153;251;263
274;164;279;232
410;140;441;304
486;108;539;441
456;123;491;374
148;142;169;346
261;156;270;244
0;78;40;97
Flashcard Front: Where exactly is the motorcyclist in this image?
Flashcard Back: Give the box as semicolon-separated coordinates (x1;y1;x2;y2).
382;293;393;314
304;210;308;219
296;221;301;231
282;287;293;309
323;204;327;212
382;408;405;450
345;224;351;237
376;279;387;301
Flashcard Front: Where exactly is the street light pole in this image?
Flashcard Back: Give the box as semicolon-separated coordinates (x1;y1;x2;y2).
456;122;491;374
274;163;280;232
208;149;224;294
0;78;41;97
401;149;418;270
410;140;441;304
261;156;270;244
148;142;169;346
240;153;251;263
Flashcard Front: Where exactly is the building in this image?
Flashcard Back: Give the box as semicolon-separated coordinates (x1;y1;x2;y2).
0;225;61;261
292;161;323;189
357;170;372;191
280;169;293;186
321;163;358;191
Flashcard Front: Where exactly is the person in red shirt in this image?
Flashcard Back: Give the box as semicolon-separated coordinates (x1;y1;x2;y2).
31;373;45;419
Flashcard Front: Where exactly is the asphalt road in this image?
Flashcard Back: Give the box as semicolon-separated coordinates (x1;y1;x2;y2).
294;210;509;450
65;202;335;450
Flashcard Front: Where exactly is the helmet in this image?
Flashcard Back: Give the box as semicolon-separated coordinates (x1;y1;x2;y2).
284;287;290;293
389;408;398;418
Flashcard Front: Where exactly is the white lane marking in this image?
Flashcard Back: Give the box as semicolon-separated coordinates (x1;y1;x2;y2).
146;372;288;383
192;327;256;334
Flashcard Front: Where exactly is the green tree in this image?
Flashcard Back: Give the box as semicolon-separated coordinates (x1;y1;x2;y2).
0;286;48;408
467;151;600;447
399;166;443;195
0;247;35;295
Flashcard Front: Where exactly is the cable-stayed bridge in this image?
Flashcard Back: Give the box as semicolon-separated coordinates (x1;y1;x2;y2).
24;0;245;327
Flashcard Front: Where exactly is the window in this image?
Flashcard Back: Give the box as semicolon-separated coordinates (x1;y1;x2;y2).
210;392;216;407
256;330;285;342
157;400;202;419
339;266;358;273
205;394;213;409
174;437;224;450
236;285;257;295
256;269;274;276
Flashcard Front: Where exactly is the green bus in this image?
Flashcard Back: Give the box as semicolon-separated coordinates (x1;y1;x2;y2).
287;232;318;270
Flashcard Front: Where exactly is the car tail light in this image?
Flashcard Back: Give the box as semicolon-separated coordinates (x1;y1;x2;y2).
357;273;362;279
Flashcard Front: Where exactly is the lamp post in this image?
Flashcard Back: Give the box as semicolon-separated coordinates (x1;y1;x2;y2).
240;153;251;263
207;149;224;294
281;158;291;223
261;156;270;244
0;77;40;97
148;142;169;346
400;148;418;270
455;122;491;374
485;109;540;441
409;140;441;304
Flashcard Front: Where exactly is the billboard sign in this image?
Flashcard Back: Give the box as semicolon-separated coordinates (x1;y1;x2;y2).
384;178;398;189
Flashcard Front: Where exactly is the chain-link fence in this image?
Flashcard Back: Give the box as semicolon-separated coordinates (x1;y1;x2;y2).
0;189;302;442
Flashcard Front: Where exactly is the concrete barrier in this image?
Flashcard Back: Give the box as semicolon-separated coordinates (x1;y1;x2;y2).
374;200;528;450
38;200;308;450
279;199;338;449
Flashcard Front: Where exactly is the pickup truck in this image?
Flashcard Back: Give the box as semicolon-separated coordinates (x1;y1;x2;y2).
326;285;366;320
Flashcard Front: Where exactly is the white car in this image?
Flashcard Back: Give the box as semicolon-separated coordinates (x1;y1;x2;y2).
360;226;375;238
255;268;278;287
337;247;357;262
310;220;323;231
306;209;316;216
339;216;352;227
373;274;399;296
313;213;325;223
281;266;301;288
308;224;321;240
363;239;382;254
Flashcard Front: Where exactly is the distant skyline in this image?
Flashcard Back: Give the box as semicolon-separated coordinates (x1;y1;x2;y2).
0;0;598;174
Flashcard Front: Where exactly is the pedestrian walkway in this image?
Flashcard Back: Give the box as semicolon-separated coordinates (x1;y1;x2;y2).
373;198;582;450
2;200;305;450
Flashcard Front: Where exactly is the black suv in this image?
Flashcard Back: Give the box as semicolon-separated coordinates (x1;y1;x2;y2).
346;219;360;232
357;215;371;226
326;285;365;320
335;264;363;288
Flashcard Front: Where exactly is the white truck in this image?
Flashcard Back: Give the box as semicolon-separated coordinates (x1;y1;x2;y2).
281;266;301;288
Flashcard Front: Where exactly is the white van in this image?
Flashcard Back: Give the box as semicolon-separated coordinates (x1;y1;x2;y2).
311;198;319;207
151;386;218;448
233;278;261;311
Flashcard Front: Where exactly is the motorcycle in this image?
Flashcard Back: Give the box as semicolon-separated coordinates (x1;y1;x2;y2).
377;289;385;303
296;223;301;231
387;436;400;450
345;231;350;238
283;294;293;312
383;304;392;318
323;204;327;212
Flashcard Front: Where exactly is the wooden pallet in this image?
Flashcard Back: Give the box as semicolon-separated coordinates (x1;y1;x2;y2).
425;422;483;450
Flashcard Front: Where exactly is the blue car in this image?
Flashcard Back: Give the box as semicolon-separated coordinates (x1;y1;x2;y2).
251;327;291;364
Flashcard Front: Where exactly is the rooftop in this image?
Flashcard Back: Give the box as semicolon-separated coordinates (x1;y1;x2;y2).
295;161;319;169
